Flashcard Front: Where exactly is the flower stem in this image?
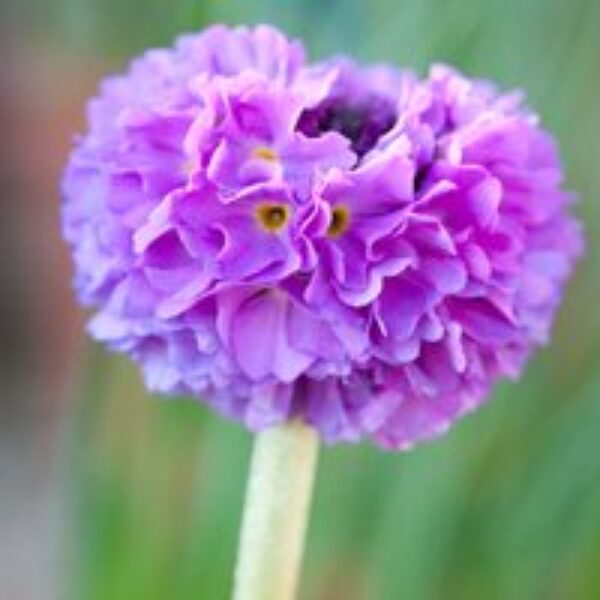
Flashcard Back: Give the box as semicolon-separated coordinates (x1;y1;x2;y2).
233;420;320;600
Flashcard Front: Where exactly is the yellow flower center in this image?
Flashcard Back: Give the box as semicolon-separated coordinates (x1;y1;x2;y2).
252;146;279;162
181;158;196;176
327;204;351;238
255;203;290;233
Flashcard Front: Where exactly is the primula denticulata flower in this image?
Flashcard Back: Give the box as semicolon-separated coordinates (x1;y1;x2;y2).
62;25;583;450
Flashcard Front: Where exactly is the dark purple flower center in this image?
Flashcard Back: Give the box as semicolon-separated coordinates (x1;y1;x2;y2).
297;96;396;157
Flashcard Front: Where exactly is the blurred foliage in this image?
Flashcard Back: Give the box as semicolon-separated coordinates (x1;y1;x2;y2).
54;1;600;599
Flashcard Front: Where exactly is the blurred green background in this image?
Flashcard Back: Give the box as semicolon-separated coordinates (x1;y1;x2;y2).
1;1;599;599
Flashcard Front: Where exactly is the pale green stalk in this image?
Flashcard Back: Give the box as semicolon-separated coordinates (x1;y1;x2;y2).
233;420;319;600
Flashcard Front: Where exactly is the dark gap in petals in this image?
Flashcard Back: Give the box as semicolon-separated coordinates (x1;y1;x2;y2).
297;96;396;157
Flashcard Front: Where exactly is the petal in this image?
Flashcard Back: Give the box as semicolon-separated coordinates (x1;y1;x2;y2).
230;292;314;382
374;277;429;341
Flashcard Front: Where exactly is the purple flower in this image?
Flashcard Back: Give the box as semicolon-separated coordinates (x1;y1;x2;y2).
62;25;583;450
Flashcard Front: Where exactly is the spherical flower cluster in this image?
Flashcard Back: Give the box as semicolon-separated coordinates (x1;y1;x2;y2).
62;25;582;449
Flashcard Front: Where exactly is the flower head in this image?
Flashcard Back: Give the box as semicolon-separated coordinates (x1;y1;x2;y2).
62;25;583;450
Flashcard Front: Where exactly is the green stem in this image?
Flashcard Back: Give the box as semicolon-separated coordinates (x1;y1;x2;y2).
233;420;320;600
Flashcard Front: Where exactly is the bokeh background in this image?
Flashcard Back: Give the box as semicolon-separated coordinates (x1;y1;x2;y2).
1;1;599;598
